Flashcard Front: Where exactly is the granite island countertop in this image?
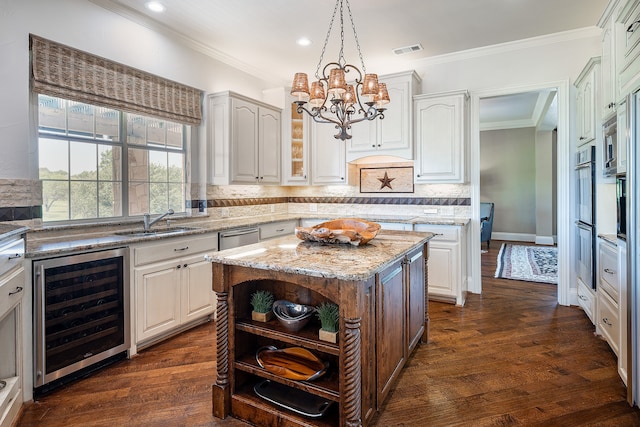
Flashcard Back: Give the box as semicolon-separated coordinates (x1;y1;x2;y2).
207;230;434;281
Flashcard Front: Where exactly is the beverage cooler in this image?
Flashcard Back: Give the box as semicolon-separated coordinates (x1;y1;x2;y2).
33;248;130;394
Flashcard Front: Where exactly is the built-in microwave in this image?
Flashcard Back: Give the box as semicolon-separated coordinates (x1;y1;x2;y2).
603;115;617;177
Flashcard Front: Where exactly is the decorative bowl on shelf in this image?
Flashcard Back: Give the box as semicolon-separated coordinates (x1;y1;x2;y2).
272;300;315;332
294;218;381;246
256;346;328;381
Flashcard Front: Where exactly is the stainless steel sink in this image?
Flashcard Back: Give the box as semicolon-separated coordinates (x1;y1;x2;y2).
115;226;200;237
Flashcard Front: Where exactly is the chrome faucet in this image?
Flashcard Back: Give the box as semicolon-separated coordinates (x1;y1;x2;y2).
143;209;174;231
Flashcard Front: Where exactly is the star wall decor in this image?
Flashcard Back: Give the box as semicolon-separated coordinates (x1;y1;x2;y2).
359;167;414;193
377;171;395;189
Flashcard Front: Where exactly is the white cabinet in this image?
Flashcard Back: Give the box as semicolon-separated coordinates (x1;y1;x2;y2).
414;223;468;306
259;220;297;241
132;234;217;348
282;95;310;185
597;239;620;355
575;58;600;146
311;120;346;184
601;12;619;119
207;91;281;185
577;278;596;324
346;71;421;161
414;90;469;183
618;239;628;385
617;0;640;97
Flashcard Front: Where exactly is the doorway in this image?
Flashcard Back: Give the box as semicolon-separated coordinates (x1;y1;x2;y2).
470;81;572;306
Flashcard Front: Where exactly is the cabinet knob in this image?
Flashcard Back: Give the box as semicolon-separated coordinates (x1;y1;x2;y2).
177;265;181;269
604;268;615;274
372;144;376;148
340;177;344;180
602;317;612;326
377;144;381;147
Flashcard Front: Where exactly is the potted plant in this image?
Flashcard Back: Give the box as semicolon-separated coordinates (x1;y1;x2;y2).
250;290;274;322
316;302;339;343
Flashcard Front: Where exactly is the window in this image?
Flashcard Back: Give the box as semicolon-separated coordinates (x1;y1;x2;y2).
38;95;186;222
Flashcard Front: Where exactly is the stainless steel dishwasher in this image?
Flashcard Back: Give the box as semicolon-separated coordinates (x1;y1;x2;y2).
218;227;260;250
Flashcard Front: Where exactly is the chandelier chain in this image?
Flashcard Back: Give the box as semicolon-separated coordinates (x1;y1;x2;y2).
315;0;340;80
345;0;366;74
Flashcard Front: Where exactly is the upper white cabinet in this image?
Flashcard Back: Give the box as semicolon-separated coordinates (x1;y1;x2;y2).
414;90;469;183
207;91;281;185
282;95;310;185
617;0;640;96
311;120;347;184
575;58;600;146
346;71;421;161
601;11;619;119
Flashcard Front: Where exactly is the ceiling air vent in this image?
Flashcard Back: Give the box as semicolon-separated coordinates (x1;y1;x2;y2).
392;43;423;55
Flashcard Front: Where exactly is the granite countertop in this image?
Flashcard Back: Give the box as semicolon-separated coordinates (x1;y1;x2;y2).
208;230;433;281
24;213;469;258
0;224;29;242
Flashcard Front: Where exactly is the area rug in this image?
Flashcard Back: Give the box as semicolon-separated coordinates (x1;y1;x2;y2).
495;243;558;285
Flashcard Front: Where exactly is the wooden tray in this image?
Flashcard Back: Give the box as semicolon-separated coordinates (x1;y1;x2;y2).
294;218;381;246
256;346;328;381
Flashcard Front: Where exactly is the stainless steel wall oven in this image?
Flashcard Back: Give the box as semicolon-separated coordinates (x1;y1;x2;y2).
33;248;129;393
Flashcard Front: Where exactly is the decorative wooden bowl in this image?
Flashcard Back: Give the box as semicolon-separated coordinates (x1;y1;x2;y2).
256;346;328;381
294;218;381;246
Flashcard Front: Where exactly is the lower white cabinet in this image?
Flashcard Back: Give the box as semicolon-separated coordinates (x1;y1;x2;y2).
414;223;468;306
596;239;620;356
132;234;218;348
577;278;596;324
618;239;628;385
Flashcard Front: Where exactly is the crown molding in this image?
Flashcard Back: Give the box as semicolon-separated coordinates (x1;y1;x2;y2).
415;27;602;67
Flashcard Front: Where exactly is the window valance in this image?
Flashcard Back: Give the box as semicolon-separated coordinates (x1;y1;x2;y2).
30;34;203;125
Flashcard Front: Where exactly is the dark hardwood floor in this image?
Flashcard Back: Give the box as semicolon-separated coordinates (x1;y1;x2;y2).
17;241;640;426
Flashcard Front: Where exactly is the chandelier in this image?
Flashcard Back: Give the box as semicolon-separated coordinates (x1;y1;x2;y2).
290;0;389;141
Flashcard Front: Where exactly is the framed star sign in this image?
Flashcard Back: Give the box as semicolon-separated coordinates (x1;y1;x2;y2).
359;167;414;193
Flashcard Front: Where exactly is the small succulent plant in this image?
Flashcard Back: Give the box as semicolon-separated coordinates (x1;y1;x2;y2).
315;302;339;333
250;290;274;313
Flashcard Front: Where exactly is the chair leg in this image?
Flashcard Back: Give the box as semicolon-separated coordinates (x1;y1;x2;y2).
487;240;490;250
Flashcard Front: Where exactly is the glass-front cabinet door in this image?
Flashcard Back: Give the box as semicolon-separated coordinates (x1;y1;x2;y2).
282;97;309;185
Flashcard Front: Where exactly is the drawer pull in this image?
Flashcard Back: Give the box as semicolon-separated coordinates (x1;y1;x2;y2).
276;228;285;232
174;246;189;252
578;294;588;301
8;286;23;296
602;317;612;326
627;20;640;33
604;268;615;275
8;253;23;260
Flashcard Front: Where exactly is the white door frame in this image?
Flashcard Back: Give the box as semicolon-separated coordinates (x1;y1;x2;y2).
469;80;572;306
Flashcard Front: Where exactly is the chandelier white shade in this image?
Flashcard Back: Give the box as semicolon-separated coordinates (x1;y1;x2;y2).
290;0;389;141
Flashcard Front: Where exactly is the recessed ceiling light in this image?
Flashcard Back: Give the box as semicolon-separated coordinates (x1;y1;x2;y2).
296;37;312;47
145;1;166;13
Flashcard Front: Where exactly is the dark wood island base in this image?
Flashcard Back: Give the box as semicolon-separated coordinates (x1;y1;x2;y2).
208;231;432;426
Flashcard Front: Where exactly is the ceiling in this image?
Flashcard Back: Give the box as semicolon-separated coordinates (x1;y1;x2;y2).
88;0;607;129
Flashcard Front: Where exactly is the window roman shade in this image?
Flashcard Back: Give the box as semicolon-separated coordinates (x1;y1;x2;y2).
30;34;203;125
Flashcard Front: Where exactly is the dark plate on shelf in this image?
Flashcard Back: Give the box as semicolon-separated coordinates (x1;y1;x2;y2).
253;379;333;418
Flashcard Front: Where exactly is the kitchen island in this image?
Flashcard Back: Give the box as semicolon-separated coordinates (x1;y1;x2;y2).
209;230;433;426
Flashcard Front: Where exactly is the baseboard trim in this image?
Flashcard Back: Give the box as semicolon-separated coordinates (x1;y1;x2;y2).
535;235;556;245
491;232;535;243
